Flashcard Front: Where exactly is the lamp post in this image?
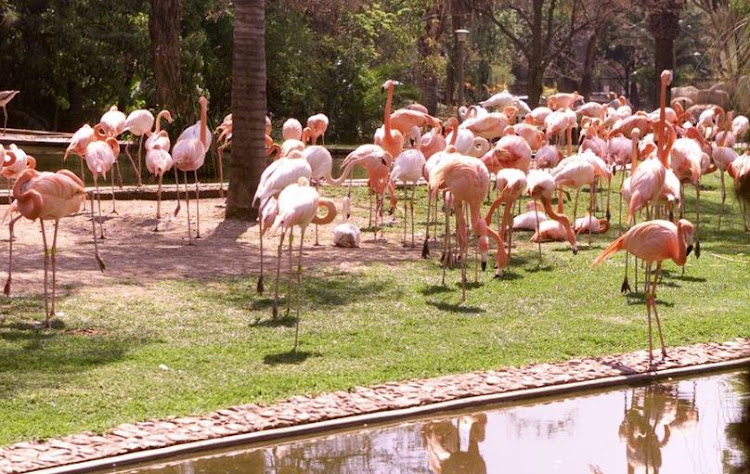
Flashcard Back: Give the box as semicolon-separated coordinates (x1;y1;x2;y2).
455;29;469;106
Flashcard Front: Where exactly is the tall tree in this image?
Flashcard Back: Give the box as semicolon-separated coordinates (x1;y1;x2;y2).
225;0;266;220
150;0;185;115
467;0;594;107
644;0;685;103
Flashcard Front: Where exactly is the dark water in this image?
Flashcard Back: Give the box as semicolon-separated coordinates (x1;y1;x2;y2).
18;146;364;187
107;368;750;474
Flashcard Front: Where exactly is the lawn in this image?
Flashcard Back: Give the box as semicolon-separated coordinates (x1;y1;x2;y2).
0;170;749;446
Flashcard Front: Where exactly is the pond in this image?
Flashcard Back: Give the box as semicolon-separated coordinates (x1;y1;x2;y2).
106;368;749;473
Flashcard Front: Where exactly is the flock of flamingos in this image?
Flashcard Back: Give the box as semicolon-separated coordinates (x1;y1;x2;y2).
1;69;750;358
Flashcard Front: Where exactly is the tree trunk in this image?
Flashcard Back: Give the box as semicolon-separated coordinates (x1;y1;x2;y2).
528;64;544;108
580;32;598;100
150;0;184;115
654;36;674;105
225;0;267;221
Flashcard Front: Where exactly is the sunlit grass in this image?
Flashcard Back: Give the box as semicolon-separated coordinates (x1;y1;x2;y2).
0;171;748;446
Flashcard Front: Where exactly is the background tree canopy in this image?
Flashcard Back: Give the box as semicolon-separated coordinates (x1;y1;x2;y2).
0;0;748;141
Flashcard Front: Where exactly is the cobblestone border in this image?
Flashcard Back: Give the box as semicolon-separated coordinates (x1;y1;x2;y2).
2;339;749;474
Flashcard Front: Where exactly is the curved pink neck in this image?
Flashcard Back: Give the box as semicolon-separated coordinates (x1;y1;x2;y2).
199;99;208;148
384;84;394;135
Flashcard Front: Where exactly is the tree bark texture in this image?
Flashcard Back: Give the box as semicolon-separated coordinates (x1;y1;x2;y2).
150;0;184;115
225;0;267;221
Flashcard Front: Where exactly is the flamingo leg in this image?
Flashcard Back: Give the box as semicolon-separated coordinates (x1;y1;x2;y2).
195;170;201;239
6;178;11;205
457;203;468;303
137;135;144;187
402;182;407;246
502;202;513;269
718;170;726;231
4;215;23;296
2;106;7;135
40;220;51;327
173;166;182;217
114;155;124;190
573;188;580;224
88;190;106;272
441;197;451;286
411;183;416;248
422;191;432;258
110;165;117;214
694;183;701;258
183;171;193;245
272;229;286;320
293;228;305;351
123;142;139;187
287;231;293;316
651;262;668;360
534;198;543;265
155;173;163;232
94;176;104;240
645;261;654;367
257;211;265;296
50;220;59;320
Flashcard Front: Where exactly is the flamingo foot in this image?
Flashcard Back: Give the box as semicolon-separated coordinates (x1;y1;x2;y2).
256;276;264;295
621;276;632;294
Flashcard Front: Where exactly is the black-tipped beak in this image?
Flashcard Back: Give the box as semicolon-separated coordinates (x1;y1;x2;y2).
612;166;617;176
686;244;693;257
481;261;487;271
572;247;578;255
410;138;416;147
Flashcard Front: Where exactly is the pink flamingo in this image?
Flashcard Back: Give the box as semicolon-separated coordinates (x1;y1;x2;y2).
84;127;120;236
145;147;173;232
172;96;209;244
389;108;441;137
0;90;19;135
594;219;695;366
281;118;303;141
64;123;97;187
535;144;563;169
429;155;507;301
547;91;583;111
526;169;578;262
267;177;336;350
374;79;404;158
3;167;104;326
512;122;545;151
124;108;155;186
145;110;174;152
390;148;426;247
253;150;313;294
1;144;36;203
728;152;750;231
484;168;527;269
306;113;329;145
460;106;515;141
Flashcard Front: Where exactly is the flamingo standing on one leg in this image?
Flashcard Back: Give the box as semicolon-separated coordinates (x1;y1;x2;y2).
593;219;695;366
268;177;336;350
3;167;105;327
124;108;154;186
172;96;210;245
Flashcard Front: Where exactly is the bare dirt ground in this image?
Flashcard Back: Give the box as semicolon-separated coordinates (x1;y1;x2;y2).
0;192;422;299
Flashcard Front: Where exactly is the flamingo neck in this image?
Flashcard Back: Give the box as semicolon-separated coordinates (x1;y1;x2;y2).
384;84;394;134
199;99;208;148
675;222;688;266
541;197;577;249
155;110;170;133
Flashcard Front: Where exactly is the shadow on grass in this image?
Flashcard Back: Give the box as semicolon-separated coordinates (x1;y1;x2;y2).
498;270;522;281
250;314;298;328
426;300;485;314
624;293;675;307
263;350;320;365
526;264;554;273
421;285;452;296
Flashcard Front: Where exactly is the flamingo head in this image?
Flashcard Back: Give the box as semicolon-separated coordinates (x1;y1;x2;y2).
198;96;208;107
660;70;673;87
678;219;695;256
3;150;17;168
381;79;401;92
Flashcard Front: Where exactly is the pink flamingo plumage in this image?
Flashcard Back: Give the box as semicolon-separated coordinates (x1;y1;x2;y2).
172;96;209;244
484;168;527;269
267;177;336;350
526;169;578;262
64;123;97;187
124;109;155;186
594;219;695;366
84;127;120;236
1;144;36;203
4;167;104;326
374;79;404;158
306;113;329;145
429;155;507;301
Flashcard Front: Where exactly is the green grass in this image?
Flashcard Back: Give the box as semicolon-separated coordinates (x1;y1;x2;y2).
1;171;749;446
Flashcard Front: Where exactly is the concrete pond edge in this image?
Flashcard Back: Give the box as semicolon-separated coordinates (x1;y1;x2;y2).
3;339;749;473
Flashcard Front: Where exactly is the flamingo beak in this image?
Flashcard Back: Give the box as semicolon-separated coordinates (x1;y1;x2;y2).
686;244;693;257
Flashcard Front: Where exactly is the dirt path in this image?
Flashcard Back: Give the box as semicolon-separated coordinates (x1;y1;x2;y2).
1;195;422;298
